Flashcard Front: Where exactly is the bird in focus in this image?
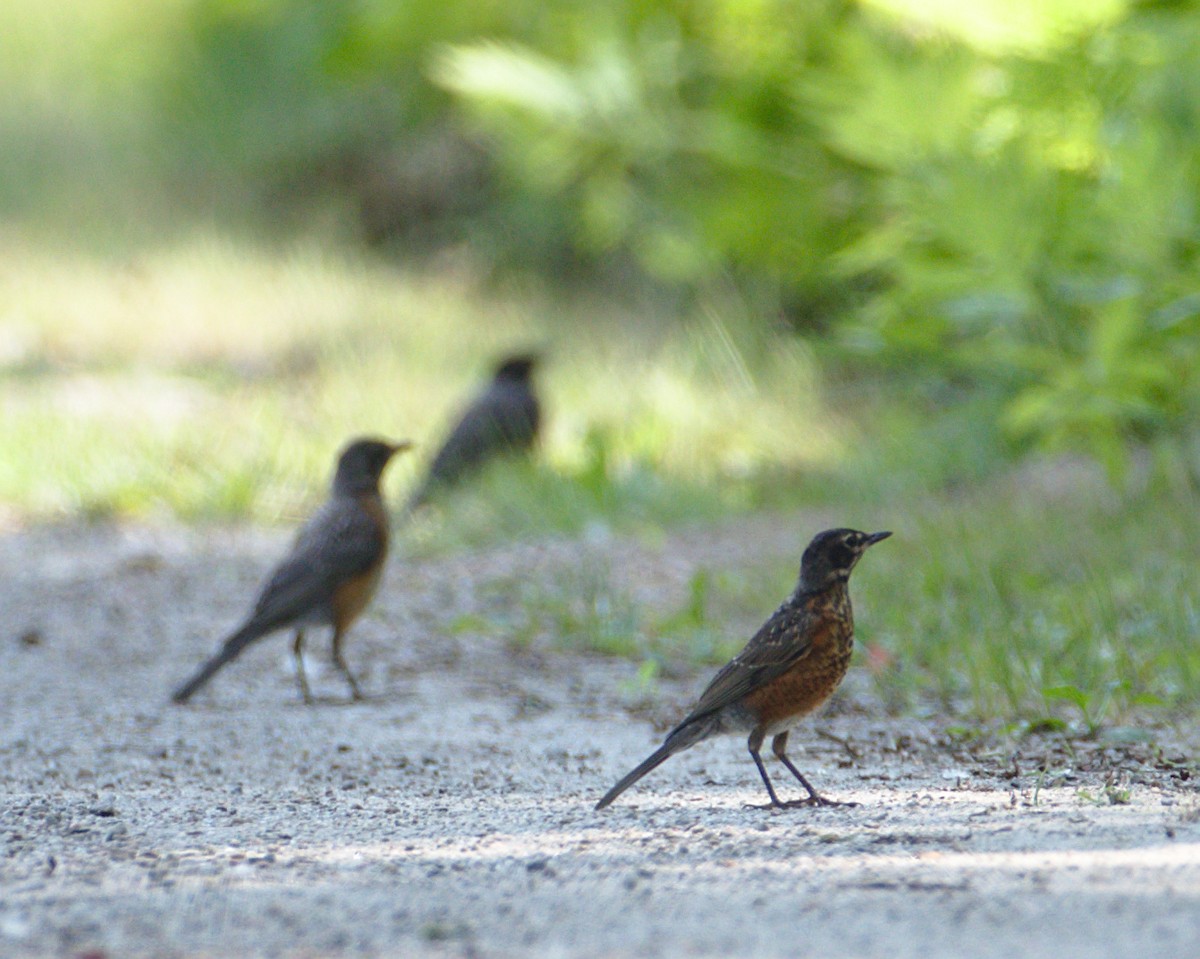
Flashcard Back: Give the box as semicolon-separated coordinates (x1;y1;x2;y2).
171;437;411;706
406;353;540;511
595;528;891;810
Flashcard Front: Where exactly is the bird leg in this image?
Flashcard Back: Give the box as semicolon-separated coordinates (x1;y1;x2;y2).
772;731;858;808
331;625;364;701
292;630;314;705
744;729;787;809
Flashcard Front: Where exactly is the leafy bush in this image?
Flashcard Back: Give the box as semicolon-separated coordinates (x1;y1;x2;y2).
435;0;1200;474
434;1;868;309
15;0;1200;475
825;8;1200;475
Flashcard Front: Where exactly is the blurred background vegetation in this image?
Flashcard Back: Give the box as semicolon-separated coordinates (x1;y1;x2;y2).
1;0;1197;726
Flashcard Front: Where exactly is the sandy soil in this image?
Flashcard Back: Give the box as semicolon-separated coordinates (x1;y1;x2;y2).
1;519;1198;959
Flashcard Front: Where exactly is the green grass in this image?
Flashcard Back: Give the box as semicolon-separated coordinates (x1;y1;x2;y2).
448;467;1199;730
0;233;836;526
414;417;1200;732
857;473;1200;726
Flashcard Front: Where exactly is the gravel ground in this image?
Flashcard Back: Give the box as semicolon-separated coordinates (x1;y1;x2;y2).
1;519;1198;958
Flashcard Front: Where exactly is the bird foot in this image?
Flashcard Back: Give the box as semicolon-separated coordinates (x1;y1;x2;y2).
787;795;859;809
744;795;859;810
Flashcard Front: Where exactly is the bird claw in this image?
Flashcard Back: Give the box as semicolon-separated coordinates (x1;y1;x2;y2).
744;796;859;810
788;796;859;809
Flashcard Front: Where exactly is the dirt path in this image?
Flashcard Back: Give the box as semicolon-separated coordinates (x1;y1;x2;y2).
1;521;1198;958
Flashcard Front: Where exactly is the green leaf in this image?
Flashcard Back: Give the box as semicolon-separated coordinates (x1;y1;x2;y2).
1042;684;1091;711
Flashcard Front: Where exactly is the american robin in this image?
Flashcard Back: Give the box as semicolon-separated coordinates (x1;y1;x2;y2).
406;354;540;510
595;528;891;810
171;437;411;706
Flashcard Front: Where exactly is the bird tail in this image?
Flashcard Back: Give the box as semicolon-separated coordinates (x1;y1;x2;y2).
171;621;266;704
595;718;715;810
595;743;676;810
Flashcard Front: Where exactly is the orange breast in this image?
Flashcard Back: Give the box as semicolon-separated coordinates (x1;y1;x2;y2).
741;620;853;728
332;565;384;630
331;494;388;630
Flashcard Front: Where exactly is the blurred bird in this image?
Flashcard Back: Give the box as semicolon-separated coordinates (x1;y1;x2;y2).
172;437;411;705
596;528;891;810
406;354;540;510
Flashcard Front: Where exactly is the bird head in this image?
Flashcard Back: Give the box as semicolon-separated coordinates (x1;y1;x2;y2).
333;437;413;495
797;528;891;593
493;354;538;382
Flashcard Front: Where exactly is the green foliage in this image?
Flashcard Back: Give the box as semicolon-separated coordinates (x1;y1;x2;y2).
823;8;1200;474
434;1;865;300
999;297;1198;478
6;0;1200;472
433;0;1200;471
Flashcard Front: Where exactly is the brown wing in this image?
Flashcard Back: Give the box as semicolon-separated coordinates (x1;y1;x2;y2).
675;598;816;729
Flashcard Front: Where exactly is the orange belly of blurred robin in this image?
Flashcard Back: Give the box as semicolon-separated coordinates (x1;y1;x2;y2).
331;493;388;630
332;566;383;629
742;620;853;730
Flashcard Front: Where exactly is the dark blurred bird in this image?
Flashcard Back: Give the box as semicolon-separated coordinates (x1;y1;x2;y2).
596;528;891;810
172;437;411;705
406;354;540;510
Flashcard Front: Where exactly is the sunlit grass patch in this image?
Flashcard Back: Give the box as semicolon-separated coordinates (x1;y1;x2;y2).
1;233;838;525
